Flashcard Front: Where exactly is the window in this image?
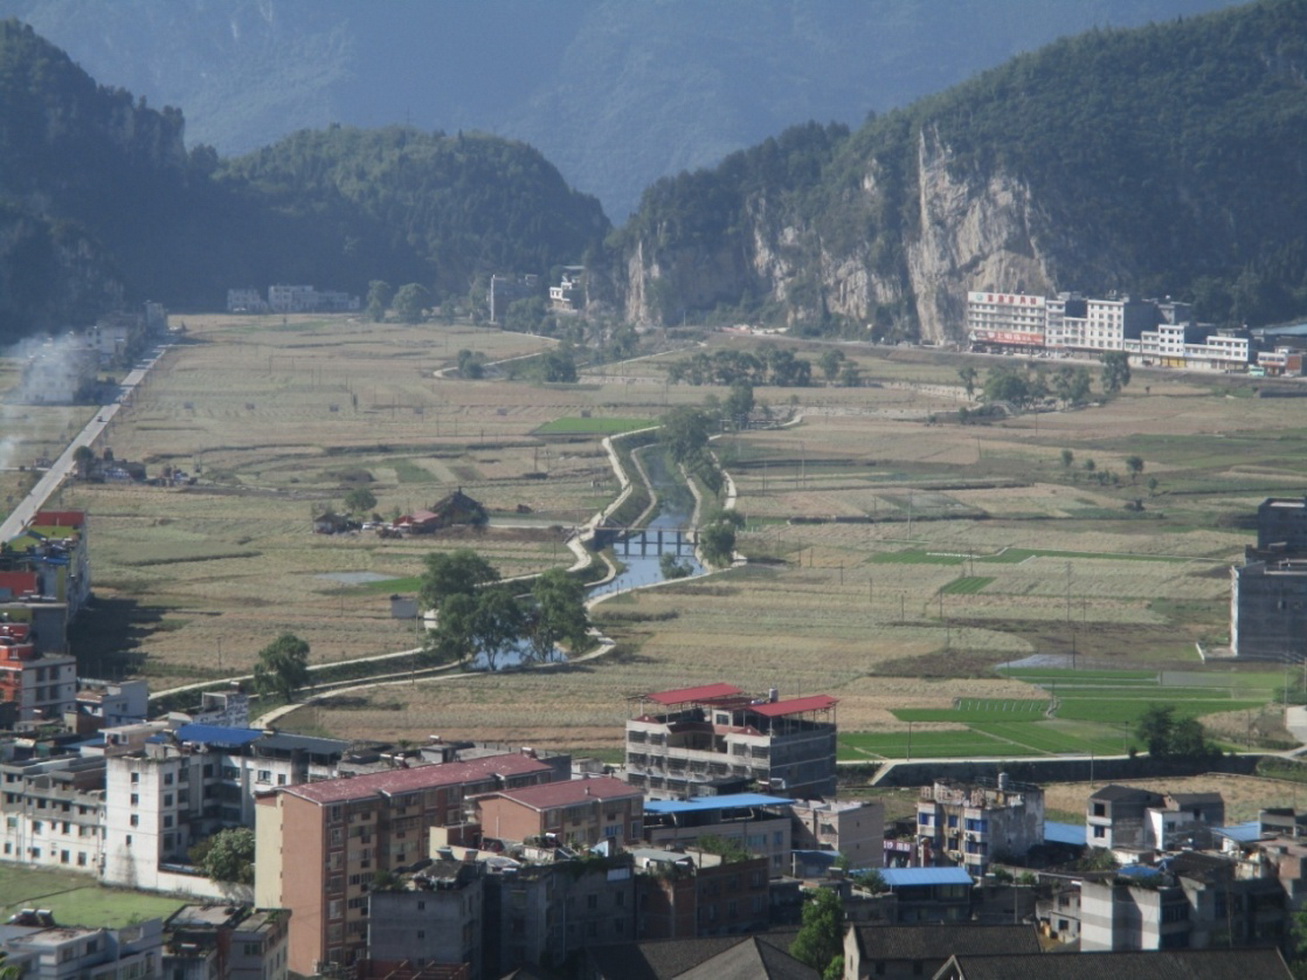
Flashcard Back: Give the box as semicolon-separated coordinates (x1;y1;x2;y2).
277;774;287;786
163;773;173;786
60;849;69;864
1093;827;1105;839
125;835;132;847
163;794;173;807
129;815;139;828
243;944;261;957
131;772;140;785
130;794;139;806
257;770;272;784
163;815;173;828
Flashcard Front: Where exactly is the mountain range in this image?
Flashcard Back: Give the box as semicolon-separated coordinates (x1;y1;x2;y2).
0;0;1305;345
0;0;1240;221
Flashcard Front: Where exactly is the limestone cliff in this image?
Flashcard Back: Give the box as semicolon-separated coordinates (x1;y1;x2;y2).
616;126;1086;343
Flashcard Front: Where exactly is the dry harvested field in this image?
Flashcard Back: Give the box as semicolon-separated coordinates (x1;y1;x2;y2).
9;321;1307;754
48;314;682;686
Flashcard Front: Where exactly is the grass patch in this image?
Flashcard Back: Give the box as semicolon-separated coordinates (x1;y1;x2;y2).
1;866;188;928
839;728;1034;760
535;416;652;435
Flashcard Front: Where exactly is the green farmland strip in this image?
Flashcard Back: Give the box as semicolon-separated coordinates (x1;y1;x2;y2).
893;699;1050;723
838;728;1036;760
940;576;994;595
1056;697;1264;725
971;722;1133;756
535;417;650;435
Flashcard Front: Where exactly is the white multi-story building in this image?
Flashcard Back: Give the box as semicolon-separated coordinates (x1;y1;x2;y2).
102;725;347;893
966;291;1048;348
226;289;269;314
266;285;318;314
1;750;106;872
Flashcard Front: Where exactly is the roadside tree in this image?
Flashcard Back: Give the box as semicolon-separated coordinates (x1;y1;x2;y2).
253;632;311;702
193;827;255;886
419;549;499;611
393;283;431;323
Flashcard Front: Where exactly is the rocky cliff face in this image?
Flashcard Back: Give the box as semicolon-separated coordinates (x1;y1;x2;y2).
617;125;1087;342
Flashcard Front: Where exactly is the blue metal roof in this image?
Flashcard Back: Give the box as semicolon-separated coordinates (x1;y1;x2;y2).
644;793;793;813
1119;865;1162;879
1044;821;1087;846
174;723;262;747
879;867;973;888
1214;820;1262;844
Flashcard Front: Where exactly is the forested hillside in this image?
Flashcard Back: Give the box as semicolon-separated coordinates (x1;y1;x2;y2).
0;0;1238;221
0;21;608;344
616;0;1307;338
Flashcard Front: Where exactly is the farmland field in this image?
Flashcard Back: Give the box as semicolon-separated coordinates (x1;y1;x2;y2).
5;319;1304;757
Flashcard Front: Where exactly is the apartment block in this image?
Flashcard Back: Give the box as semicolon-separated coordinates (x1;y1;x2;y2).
102;725;348;892
254;752;554;975
790;799;884;870
625;683;838;798
0;625;77;723
366;862;482;979
473;776;644;850
916;774;1044;876
1;748;105;871
630;849;770;940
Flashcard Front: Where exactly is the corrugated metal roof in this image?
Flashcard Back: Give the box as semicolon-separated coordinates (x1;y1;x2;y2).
879;867;974;887
1214;820;1262;844
750;695;838;717
174;724;262;747
645;793;793;813
1044;821;1088;846
646;683;744;705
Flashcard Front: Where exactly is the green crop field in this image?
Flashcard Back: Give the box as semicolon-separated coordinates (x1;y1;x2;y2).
894;699;1050;722
940;576;994;595
535;416;652;435
838;728;1039;760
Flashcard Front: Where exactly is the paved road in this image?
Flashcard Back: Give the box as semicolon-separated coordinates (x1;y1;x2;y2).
1;343;170;542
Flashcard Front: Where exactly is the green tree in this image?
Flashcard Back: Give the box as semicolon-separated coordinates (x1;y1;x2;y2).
253;632;311;702
660;405;713;463
660;552;693;579
790;888;844;974
1125;455;1145;483
419;548;499;611
343;486;377;515
1061;449;1074;469
1101;351;1131;395
425;591;477;662
1171;716;1210;758
527;568;589;661
366;280;393;322
393;283;431;323
819;348;845;383
699;518;737;567
73;444;95;478
724;381;755;429
195;827;255;885
504;296;548;333
839;361;861;388
538;347;578;383
467;588;525;671
958;365;978;397
982;366;1032;406
457;349;485;379
1137;704;1175;757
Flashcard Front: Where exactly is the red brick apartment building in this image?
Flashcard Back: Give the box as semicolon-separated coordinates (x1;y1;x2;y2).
254;753;553;975
473;775;644;849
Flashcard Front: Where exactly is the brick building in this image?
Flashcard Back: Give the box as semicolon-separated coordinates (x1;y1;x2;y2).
254;753;554;975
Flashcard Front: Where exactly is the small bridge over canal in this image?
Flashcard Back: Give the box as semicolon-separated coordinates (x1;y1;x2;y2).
590;524;697;556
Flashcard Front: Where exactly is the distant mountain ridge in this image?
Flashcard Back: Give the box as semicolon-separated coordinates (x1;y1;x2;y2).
0;0;1240;220
0;20;609;345
612;0;1307;339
